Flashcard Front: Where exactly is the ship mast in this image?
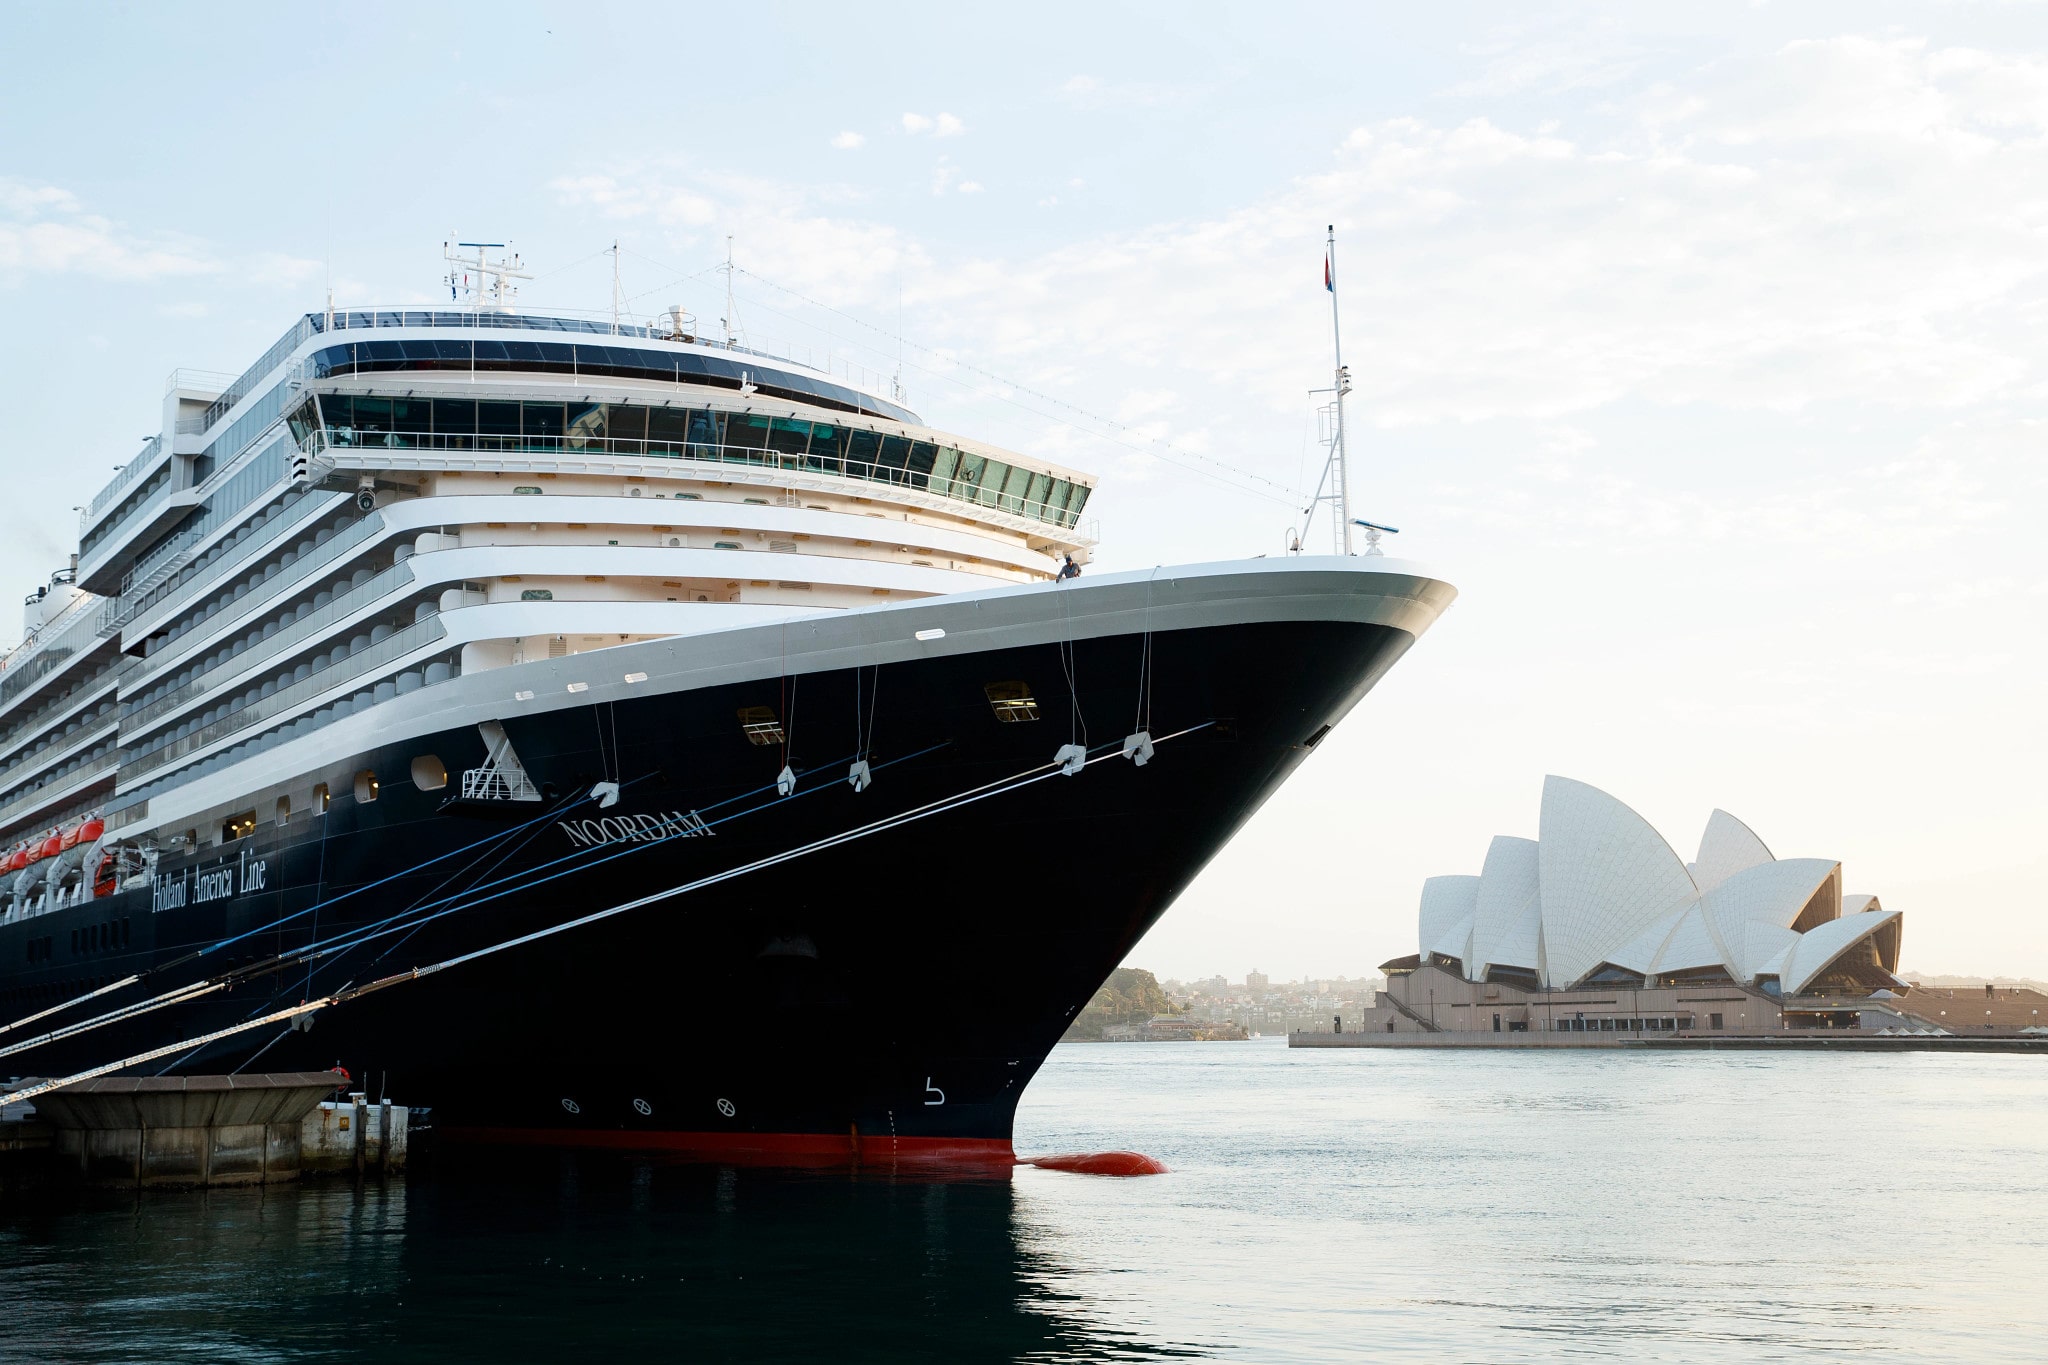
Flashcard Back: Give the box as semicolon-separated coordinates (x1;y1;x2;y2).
1299;225;1357;555
1327;224;1353;556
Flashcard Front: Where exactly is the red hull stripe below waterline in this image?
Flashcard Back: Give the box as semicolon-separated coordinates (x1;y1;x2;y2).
437;1126;1019;1165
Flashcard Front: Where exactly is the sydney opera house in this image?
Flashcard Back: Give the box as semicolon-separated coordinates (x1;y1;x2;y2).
1362;777;1916;1037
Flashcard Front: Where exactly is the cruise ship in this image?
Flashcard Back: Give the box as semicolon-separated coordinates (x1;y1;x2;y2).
0;262;1455;1161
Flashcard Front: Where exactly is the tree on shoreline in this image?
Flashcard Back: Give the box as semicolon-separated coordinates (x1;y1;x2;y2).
1063;967;1182;1041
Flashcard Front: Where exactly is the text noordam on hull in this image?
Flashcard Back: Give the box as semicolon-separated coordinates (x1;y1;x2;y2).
0;262;1453;1161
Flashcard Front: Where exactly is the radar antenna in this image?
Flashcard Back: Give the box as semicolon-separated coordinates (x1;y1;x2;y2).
443;237;531;317
1350;519;1399;557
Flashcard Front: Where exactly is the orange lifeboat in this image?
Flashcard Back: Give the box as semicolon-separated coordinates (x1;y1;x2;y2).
26;832;59;864
76;816;105;844
3;845;25;873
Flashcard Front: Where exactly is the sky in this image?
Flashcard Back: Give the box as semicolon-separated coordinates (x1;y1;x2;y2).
2;1;2044;981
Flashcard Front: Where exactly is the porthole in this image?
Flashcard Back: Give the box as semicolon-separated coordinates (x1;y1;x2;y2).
354;769;379;804
410;754;449;791
313;782;331;813
520;588;554;601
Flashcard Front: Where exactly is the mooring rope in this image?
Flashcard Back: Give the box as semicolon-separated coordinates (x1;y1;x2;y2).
0;724;1208;1109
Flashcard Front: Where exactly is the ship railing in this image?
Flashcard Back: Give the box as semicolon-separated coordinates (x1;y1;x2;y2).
121;616;447;783
0;748;119;837
121;558;419;738
298;427;1098;542
128;509;386;681
86;436;166;519
460;766;540;802
0;595;125;720
0;704;120;803
118;488;339;645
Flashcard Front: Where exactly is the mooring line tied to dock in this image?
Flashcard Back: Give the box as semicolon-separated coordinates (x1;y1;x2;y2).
0;724;1210;1110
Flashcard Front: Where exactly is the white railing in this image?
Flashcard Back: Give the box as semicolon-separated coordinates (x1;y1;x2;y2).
87;437;165;518
460;766;540;802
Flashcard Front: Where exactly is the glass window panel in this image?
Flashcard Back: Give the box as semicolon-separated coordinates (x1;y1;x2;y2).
646;406;689;454
766;417;811;460
472;339;512;371
803;424;844;473
972;459;1006;506
1065;483;1091;526
845;429;882;479
567;402;607;449
522;403;565;440
876;435;912;483
391;398;432;442
952;450;986;501
431;399;477;438
362;340;404;365
608;405;648;452
353;396;393;445
318;394;352;430
1023;471;1054;517
686;409;719;458
477;401;520;438
724;413;770;463
503;340;548;365
905;442;937;489
929;446;961;496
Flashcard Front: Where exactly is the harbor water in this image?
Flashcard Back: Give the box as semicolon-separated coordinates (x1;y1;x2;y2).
2;1036;2043;1361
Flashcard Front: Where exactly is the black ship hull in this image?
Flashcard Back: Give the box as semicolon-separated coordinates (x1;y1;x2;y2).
0;567;1437;1163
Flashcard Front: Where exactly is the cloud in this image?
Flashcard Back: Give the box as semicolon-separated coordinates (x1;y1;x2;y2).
902;112;964;137
0;177;218;283
958;180;984;195
830;131;865;150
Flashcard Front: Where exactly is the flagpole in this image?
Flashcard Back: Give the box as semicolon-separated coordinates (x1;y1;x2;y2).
1327;224;1354;556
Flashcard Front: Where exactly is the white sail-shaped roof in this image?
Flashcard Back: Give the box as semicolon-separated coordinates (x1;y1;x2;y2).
1536;776;1699;988
1647;905;1725;976
1418;875;1481;970
1606;906;1686;975
1694;858;1841;980
1841;893;1881;916
1778;909;1904;994
1692;809;1775;894
1471;835;1541;980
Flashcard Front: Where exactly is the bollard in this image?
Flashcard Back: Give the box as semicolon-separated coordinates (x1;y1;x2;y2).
352;1094;366;1181
378;1099;391;1178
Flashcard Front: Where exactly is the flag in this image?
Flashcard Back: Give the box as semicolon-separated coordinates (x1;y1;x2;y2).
1324;255;1332;291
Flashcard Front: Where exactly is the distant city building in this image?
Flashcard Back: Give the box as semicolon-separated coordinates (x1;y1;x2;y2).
1246;969;1269;994
1354;776;1937;1039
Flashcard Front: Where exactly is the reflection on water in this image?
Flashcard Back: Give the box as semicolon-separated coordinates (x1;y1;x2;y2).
3;1039;2046;1362
1;1159;1174;1364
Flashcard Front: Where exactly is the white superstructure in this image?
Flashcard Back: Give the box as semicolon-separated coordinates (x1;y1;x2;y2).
0;304;1095;914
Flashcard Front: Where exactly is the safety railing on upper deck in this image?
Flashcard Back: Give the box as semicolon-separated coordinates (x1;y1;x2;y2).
86;436;166;519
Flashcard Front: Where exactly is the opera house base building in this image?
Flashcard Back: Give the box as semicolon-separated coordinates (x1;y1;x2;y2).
1295;777;2048;1052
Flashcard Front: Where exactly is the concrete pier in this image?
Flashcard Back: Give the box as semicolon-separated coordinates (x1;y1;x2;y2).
3;1072;412;1189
